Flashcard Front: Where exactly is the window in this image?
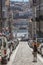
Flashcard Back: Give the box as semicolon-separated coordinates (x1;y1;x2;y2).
33;0;37;6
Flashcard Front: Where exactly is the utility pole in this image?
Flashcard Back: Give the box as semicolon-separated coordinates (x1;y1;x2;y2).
0;0;2;33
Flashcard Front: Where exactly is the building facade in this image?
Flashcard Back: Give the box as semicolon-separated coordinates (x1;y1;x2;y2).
36;0;43;37
0;0;5;32
29;0;43;38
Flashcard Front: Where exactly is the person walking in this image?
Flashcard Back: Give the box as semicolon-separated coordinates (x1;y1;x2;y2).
32;41;37;62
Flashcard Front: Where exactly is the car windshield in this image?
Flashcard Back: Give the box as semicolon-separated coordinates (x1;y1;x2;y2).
37;38;43;43
0;39;2;48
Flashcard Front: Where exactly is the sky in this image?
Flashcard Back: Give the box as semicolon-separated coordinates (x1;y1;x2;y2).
10;0;29;2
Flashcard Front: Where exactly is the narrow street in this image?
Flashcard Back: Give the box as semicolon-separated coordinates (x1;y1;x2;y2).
0;0;43;65
7;41;43;65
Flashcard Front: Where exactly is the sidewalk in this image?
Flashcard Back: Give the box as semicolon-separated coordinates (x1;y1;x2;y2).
7;42;43;65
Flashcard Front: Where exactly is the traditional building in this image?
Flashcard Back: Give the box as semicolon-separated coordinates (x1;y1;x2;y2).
29;0;43;38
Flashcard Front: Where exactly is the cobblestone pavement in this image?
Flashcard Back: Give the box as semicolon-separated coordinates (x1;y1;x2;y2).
7;41;43;65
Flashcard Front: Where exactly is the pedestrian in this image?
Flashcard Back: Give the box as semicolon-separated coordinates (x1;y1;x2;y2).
32;41;37;62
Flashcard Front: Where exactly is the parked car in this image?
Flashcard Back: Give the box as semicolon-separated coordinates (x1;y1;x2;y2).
8;40;14;54
17;37;22;41
14;38;19;44
21;34;29;41
37;38;43;56
0;33;10;64
28;40;33;48
13;38;19;49
8;38;19;51
38;43;43;56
